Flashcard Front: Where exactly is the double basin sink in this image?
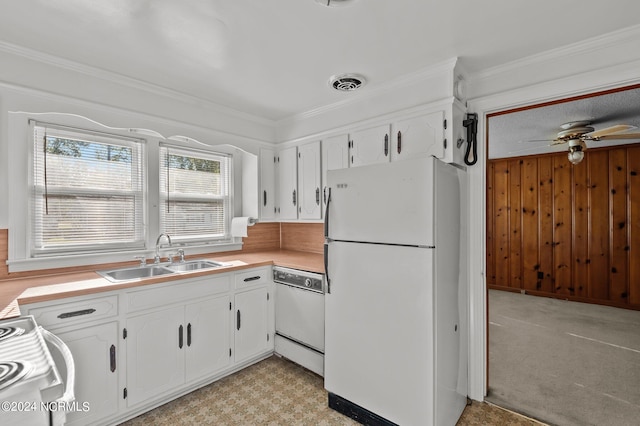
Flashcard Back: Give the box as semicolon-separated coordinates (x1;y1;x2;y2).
98;260;226;283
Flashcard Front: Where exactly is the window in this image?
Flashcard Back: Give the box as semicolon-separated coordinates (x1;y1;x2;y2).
159;144;231;244
32;122;145;256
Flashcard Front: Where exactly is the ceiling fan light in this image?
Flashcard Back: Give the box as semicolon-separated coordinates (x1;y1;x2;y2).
568;150;584;164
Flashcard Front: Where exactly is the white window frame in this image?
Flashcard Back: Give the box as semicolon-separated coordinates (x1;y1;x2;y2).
6;112;240;273
158;144;233;246
30;120;147;256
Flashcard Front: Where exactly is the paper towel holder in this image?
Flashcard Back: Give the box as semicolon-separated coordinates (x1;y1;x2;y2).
248;217;258;225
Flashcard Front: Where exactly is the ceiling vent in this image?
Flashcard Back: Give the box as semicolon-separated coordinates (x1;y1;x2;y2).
329;74;366;92
315;0;357;7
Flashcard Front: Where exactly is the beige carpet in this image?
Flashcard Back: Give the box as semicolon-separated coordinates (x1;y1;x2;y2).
121;355;543;425
487;289;640;426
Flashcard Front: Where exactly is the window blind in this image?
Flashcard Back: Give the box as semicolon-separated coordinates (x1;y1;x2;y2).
32;121;146;256
159;144;231;243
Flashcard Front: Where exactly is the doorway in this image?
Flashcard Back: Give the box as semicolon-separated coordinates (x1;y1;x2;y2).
484;85;640;425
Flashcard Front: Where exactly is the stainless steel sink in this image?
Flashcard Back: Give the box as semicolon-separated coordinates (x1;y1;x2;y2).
166;260;225;272
98;259;225;283
98;265;174;283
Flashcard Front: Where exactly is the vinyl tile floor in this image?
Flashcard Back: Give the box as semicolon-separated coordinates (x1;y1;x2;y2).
121;355;544;425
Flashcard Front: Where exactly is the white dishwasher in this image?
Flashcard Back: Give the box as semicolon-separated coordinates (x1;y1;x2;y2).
274;266;325;376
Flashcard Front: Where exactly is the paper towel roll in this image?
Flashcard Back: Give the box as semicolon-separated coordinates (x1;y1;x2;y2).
231;217;254;238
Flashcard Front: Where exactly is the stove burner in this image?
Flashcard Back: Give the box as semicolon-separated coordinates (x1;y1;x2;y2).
0;361;33;391
0;326;25;342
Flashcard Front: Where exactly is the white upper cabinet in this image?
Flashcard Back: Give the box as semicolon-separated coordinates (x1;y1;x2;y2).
297;140;322;220
321;134;349;211
276;146;298;220
392;110;445;161
349;124;391;168
259;148;276;220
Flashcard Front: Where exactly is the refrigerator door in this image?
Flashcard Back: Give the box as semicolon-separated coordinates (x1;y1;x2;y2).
326;157;435;246
325;241;435;425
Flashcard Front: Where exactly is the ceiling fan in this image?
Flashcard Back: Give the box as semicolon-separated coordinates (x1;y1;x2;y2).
539;121;640;164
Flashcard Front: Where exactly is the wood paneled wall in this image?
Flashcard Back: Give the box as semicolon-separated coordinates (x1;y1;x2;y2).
487;144;640;310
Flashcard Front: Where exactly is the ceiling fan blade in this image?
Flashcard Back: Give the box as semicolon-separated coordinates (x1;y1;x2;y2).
597;132;640;140
550;139;567;146
585;124;637;139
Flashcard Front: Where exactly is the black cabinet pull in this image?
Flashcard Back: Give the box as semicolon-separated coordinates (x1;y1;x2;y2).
237;310;241;330
292;189;297;206
178;325;183;349
187;323;192;347
397;131;402;154
243;276;261;282
57;308;96;319
316;187;320;205
263;190;267;206
384;134;389;156
109;344;116;372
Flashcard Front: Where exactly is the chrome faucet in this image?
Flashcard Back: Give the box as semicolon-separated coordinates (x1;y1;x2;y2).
154;233;172;264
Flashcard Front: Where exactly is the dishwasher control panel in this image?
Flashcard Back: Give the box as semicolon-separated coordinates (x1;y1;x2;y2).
273;267;324;293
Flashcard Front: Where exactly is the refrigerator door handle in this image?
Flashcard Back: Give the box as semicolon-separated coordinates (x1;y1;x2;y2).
324;187;331;238
324;243;330;293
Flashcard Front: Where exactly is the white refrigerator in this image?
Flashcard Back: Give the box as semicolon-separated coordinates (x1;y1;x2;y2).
324;156;467;426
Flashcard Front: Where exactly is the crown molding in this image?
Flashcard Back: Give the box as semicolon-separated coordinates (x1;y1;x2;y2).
470;24;640;83
0;40;276;128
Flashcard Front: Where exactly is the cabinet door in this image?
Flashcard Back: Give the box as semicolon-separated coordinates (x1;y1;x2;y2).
277;146;298;219
54;322;119;426
185;295;232;382
259;148;276;220
298;140;322;220
126;307;185;406
234;287;269;364
349;124;391;167
321;134;349;212
392;111;444;161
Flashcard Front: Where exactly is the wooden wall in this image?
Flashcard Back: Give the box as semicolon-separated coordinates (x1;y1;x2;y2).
487;144;640;310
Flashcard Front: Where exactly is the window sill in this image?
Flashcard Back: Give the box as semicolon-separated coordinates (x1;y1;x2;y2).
6;242;243;273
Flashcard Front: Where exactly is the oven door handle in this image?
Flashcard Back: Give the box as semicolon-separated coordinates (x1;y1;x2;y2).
40;327;76;405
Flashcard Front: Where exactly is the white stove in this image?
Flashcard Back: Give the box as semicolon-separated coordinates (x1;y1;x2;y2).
0;315;75;425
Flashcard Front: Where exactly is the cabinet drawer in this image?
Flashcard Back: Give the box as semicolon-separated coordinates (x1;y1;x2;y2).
126;275;230;313
235;267;271;289
26;295;118;329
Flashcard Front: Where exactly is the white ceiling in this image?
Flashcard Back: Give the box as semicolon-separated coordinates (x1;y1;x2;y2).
2;0;640;122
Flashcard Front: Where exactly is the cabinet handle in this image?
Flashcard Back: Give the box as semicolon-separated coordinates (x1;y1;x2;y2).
292;189;297;206
187;323;192;347
384;134;389;156
243;276;261;282
109;344;116;373
237;310;241;330
263;190;267;206
397;131;402;154
316;187;320;205
178;325;183;349
57;308;96;319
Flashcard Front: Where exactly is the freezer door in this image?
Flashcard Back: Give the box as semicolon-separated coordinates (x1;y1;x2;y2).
326;157;435;246
325;241;435;425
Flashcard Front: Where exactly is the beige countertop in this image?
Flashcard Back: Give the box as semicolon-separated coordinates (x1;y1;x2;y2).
0;249;324;320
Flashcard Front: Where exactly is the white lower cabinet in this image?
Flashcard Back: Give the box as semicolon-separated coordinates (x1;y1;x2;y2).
234;286;269;363
185;295;232;382
125;306;186;406
123;268;273;413
22;296;120;426
54;321;119;425
125;294;232;406
22;266;274;425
